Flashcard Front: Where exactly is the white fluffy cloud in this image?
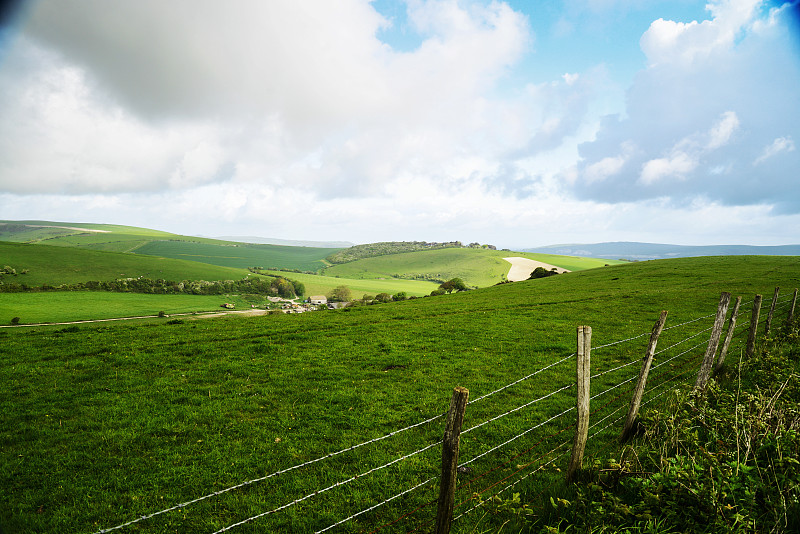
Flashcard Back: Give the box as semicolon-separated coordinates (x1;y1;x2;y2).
0;0;540;201
575;0;800;212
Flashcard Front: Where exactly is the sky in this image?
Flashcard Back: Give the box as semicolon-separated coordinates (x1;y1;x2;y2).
0;0;799;248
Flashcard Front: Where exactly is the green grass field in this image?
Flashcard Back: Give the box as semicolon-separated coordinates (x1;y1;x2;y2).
0;292;253;325
0;241;251;286
261;269;440;298
2;256;798;533
322;247;621;287
131;240;341;272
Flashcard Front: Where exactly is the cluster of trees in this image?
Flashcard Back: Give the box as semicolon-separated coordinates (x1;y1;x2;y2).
327;285;352;302
343;291;411;307
0;274;305;298
430;278;468;296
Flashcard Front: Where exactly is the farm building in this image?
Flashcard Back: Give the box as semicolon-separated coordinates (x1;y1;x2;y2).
309;295;327;305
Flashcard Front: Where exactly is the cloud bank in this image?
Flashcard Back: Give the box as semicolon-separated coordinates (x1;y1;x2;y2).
574;0;800;212
0;0;798;246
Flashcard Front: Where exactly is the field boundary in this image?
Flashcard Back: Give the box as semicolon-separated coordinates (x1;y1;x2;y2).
89;286;798;534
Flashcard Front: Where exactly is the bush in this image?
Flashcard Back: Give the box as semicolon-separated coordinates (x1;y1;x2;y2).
10;317;20;325
528;267;559;279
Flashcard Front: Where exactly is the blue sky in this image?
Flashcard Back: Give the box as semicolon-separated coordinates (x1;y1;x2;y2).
0;0;798;248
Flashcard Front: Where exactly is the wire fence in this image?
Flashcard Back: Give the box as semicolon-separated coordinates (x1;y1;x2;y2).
90;286;797;534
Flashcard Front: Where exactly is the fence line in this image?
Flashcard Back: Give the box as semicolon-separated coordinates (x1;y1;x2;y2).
90;286;795;534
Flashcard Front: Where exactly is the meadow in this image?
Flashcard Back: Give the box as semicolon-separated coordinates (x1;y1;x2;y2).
2;256;798;533
0;292;248;325
131;240;340;272
321;247;620;287
0;241;250;287
260;269;439;298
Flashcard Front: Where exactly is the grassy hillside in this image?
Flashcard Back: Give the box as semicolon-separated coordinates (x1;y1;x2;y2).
322;247;620;287
131;240;339;272
0;241;251;286
0;220;345;266
2;256;798;533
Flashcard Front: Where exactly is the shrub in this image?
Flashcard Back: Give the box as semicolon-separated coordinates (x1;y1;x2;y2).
10;317;20;325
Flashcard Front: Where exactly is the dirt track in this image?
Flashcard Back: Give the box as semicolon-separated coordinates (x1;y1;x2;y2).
503;256;570;282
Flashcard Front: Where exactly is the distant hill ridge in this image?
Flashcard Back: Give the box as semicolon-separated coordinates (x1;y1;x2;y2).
523;241;800;261
214;236;354;248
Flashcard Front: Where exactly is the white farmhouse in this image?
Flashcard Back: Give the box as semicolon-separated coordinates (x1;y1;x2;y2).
309;295;328;305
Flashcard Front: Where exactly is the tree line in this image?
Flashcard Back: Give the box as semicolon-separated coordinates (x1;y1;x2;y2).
0;274;305;298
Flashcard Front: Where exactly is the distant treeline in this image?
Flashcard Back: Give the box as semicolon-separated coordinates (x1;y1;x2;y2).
0;274;305;298
325;241;464;264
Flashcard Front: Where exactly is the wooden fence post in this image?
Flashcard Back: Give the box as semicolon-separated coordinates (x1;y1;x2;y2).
567;325;591;481
787;288;798;326
435;386;469;534
746;294;762;358
714;296;741;374
765;287;780;336
694;292;731;392
620;311;668;442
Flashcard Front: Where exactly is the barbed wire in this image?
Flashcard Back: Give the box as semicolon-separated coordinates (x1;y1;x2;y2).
468;352;575;405
452;442;572;523
662;311;716;331
315;476;436;534
654;325;712;356
591;329;651;351
463;382;574;436
590;354;644;380
650;339;707;375
212;440;442;533
460;404;576;469
590;373;637;401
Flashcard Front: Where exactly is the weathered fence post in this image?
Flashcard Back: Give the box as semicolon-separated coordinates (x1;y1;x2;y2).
746;294;762;358
435;386;469;534
567;325;591;481
787;288;798;326
620;310;668;442
694;292;731;392
714;296;741;374
765;287;780;336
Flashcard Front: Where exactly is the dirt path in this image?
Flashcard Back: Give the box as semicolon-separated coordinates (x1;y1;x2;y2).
503;257;570;282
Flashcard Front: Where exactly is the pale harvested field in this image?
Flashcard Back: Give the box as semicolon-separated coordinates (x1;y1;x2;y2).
503;256;570;282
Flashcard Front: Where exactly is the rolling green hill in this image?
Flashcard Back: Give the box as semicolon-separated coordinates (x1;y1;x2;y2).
322;247;621;287
0;220;344;266
2;255;798;532
131;240;339;272
0;241;250;286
